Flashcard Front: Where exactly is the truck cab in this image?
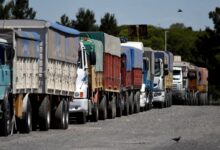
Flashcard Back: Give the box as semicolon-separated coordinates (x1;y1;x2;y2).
69;40;98;123
153;58;165;103
153;51;173;108
172;67;184;102
0;37;14;136
140;48;154;111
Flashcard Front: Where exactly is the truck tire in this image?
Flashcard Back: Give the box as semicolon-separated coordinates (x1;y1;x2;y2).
19;98;32;133
0;98;12;136
38;97;51;131
64;100;69;129
116;98;122;117
112;96;117;118
129;92;134;114
123;92;129;116
91;103;99;122
134;92;140;113
99;96;107;120
54;100;65;129
108;96;116;119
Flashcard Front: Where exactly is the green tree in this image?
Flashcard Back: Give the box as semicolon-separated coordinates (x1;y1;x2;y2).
74;8;97;31
100;12;118;35
60;14;72;27
11;0;36;19
209;7;220;33
195;7;220;99
0;0;13;19
167;23;199;62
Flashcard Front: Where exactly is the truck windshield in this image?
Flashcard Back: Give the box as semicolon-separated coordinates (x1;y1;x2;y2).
173;70;181;76
155;61;161;76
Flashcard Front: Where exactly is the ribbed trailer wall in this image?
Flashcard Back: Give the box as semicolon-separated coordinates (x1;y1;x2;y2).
14;31;42;94
0;20;79;96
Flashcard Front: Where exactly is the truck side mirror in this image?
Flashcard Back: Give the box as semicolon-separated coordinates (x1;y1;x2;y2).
89;51;96;65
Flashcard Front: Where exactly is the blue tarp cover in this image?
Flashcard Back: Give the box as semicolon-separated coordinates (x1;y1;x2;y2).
15;31;41;41
121;46;143;71
50;23;80;36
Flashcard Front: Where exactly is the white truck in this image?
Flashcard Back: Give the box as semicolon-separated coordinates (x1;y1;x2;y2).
172;56;209;105
0;20;79;136
153;51;173;108
140;47;155;111
69;32;121;123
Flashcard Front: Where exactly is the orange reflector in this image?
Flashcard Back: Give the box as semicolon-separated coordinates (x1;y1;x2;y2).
80;92;84;98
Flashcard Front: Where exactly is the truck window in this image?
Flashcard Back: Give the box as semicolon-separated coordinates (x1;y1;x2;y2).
155;61;161;76
77;50;82;69
173;70;181;76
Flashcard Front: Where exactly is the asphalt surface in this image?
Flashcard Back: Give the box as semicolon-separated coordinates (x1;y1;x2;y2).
0;106;220;150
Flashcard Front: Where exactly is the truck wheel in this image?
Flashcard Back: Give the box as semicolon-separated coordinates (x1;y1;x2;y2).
99;96;107;120
108;96;116;119
134;92;140;113
0;98;12;136
54;100;65;129
64;100;69;129
123;92;129;116
129;92;134;114
116;98;122;117
38;97;51;131
19;99;32;133
91;104;99;122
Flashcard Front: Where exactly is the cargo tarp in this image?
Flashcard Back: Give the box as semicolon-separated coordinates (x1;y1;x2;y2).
80;32;120;57
82;39;104;71
121;46;143;70
48;29;79;64
15;31;41;58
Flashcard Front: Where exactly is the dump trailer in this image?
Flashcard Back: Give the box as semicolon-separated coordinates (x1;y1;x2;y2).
69;32;121;123
139;47;155;111
0;20;79;136
121;42;143;115
153;51;173;108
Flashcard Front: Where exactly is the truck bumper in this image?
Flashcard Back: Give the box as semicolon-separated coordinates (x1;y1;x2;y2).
69;99;88;115
152;91;165;103
172;90;185;102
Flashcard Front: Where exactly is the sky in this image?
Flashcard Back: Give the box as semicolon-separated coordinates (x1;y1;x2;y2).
29;0;220;30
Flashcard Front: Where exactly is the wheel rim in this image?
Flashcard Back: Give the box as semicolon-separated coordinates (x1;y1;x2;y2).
27;111;31;130
66;112;69;125
62;112;65;126
47;110;51;127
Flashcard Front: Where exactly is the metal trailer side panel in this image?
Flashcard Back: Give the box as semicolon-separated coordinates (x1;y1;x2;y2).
8;30;42;94
46;28;78;95
0;20;79;96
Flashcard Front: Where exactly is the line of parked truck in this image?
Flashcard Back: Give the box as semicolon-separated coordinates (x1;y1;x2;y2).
0;20;208;136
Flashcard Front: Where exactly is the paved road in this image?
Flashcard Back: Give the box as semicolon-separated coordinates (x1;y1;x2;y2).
0;106;220;150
